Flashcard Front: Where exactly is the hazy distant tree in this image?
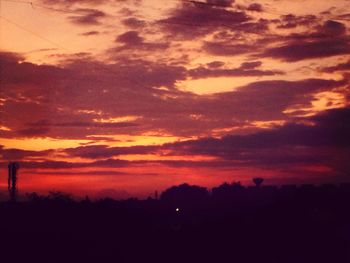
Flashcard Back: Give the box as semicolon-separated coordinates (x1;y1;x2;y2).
81;195;91;205
231;181;244;190
48;191;73;203
253;177;264;187
26;192;45;202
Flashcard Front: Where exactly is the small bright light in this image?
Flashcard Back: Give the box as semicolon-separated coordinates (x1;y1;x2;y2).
176;208;180;212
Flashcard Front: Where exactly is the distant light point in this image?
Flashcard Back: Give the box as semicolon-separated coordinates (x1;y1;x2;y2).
176;208;180;212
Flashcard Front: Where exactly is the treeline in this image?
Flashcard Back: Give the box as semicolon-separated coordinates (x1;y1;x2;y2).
0;180;350;263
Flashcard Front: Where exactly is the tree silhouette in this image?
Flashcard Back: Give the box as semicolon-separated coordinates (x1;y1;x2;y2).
26;192;45;202
253;177;264;187
48;191;73;203
160;183;209;204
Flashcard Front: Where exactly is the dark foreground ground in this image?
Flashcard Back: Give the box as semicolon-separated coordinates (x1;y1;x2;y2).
1;183;350;263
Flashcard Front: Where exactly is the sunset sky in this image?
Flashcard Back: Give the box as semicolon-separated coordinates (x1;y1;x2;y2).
1;0;350;198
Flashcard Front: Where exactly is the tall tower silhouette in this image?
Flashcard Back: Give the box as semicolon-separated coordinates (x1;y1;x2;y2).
8;162;19;201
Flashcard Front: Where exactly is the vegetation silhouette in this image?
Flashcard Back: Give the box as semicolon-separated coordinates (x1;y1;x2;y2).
1;181;350;263
160;183;209;204
253;177;264;187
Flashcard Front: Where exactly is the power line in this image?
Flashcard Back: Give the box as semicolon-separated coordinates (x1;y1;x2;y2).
0;0;94;14
1;0;348;89
0;15;151;88
2;0;348;51
0;0;269;46
0;1;262;32
0;0;288;17
4;0;346;25
0;15;68;50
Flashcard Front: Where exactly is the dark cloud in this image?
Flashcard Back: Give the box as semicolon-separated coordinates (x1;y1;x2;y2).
0;55;68;86
335;13;350;21
9;158;130;169
26;119;138;129
261;39;350;62
0;158;239;170
116;30;143;45
0;145;52;161
8;120;139;139
146;78;341;136
14;107;345;178
311;107;350;133
122;17;146;28
240;61;262;69
115;30;169;51
0;51;345;139
0;52;187;138
176;107;350;153
58;106;350;161
161;107;350;174
186;0;235;8
15;127;51;137
64;144;157;159
80;30;100;36
1;104;349;178
200;16;332;58
205;0;235;7
25;170;131;176
41;0;110;6
203;42;256;56
40;0;141;7
318;20;347;37
260;39;350;62
260;20;350;61
0;52;24;64
158;2;250;38
247;3;263;12
206;61;225;68
188;62;283;78
2;1;349;187
68;8;106;25
276;14;318;29
321;60;350;73
195;78;345;124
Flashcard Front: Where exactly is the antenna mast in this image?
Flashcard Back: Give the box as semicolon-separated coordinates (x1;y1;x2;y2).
8;162;19;201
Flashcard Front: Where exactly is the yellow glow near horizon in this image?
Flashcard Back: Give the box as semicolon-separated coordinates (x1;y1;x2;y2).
0;134;188;151
93;116;141;123
120;154;218;161
0;137;92;151
88;134;189;147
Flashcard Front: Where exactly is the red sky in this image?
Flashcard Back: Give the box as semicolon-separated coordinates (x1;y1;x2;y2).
0;0;350;198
